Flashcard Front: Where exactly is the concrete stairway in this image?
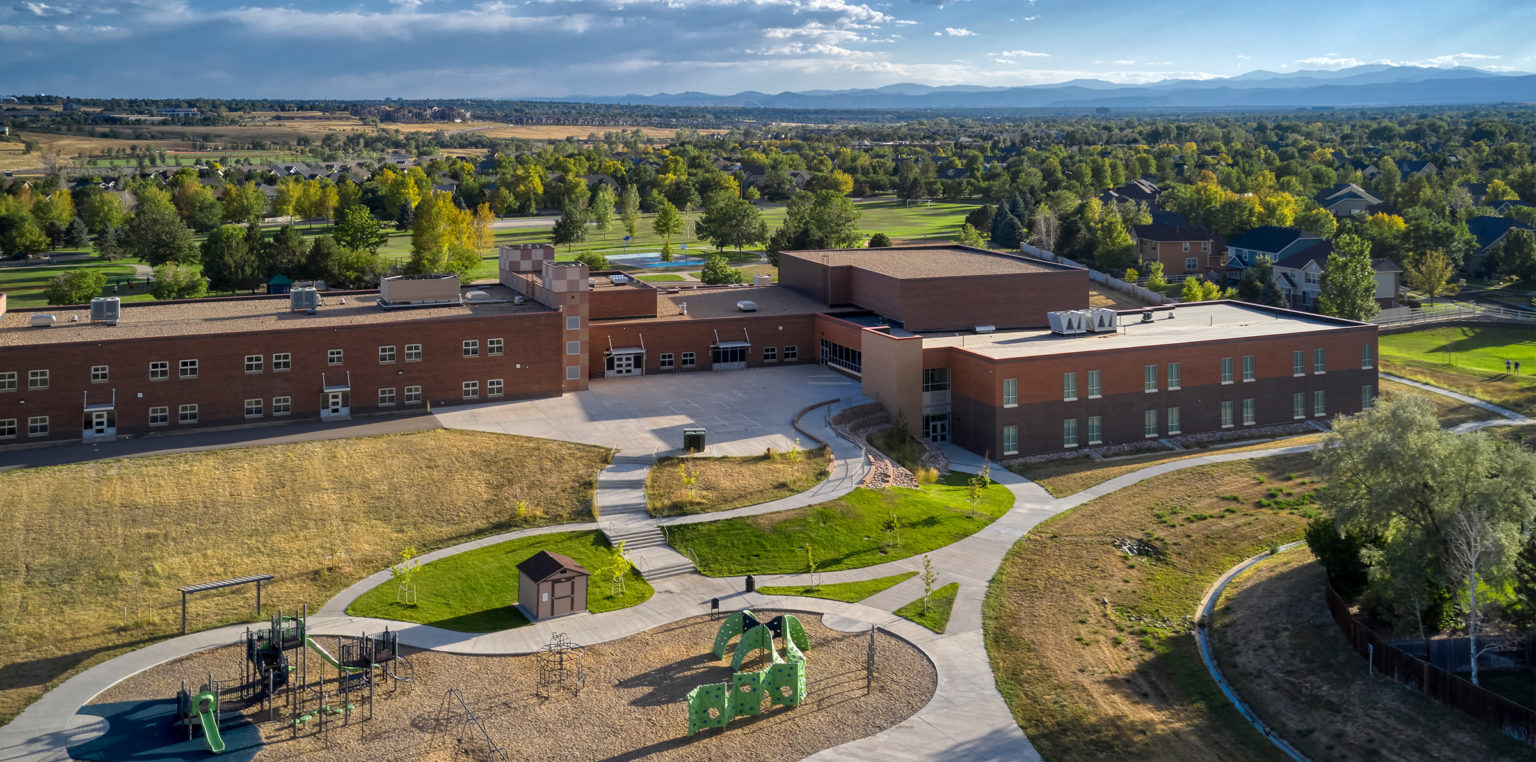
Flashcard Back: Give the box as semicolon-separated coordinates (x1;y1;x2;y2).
597;452;698;581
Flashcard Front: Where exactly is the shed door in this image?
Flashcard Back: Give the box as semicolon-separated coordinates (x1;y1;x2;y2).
550;577;576;616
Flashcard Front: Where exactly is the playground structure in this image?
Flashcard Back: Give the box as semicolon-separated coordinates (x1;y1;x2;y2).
173;605;414;754
535;631;586;699
686;610;810;736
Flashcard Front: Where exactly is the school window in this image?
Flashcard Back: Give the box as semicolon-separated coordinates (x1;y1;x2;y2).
404;386;422;404
1314;390;1326;416
1062;419;1078;448
1063;371;1078;401
1003;378;1018;407
681;352;696;368
1292;350;1305;376
463;340;479;358
27;416;48;436
1087;369;1102;398
0;418;13;438
1167;362;1181;390
327;349;343;366
179;359;198;379
272;353;291;372
0;371;14;391
404;344;422;362
1361;344;1373;369
1242;398;1255;426
150;361;170;380
1004;425;1020;455
1184;257;1198;271
1220;400;1234;428
462;381;479;399
1242;355;1255;382
566;341;581;356
488;338;504;356
1313;348;1326;374
783;345;798;361
764;346;778;362
1087;415;1103;445
91;365;108;382
149;406;169;426
1220;357;1233;384
488;379;504;397
1362;385;1375;410
1144;409;1159;438
244;398;263;418
273;396;292;416
1293;393;1306;419
28;369;48;389
1144;364;1158;392
923;368;951;392
379;345;396;364
1167;407;1181;435
378;388;396;406
245;354;263;373
659;353;675;369
178;404;198;424
566;316;581;331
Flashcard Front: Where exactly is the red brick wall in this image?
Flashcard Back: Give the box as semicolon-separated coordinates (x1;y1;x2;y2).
589;284;659;320
0;311;564;444
896;269;1088;331
586;314;818;376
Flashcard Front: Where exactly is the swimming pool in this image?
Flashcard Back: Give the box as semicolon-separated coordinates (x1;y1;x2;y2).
607;252;705;269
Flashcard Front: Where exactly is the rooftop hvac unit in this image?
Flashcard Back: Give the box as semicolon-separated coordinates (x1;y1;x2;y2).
1086;308;1118;332
973;324;996;334
753;274;772;287
289;287;320;313
736;300;758;312
1047;310;1086;335
512;295;525;305
89;297;121;326
610;273;630;285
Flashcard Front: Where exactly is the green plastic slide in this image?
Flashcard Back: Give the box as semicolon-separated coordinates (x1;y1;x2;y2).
303;636;369;675
193;691;225;754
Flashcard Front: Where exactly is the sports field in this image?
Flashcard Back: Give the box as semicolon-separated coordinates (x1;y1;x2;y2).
1378;324;1536;414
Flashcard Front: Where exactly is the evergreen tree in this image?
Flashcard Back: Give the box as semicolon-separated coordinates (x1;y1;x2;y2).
1236;256;1287;307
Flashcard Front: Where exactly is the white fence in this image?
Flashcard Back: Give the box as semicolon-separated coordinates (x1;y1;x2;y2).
1019;244;1173;305
1375;303;1536;327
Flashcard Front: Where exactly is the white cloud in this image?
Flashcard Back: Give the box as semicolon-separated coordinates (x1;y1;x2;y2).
1112;59;1135;65
1296;52;1504;70
749;41;872;58
993;48;1048;59
940;26;974;36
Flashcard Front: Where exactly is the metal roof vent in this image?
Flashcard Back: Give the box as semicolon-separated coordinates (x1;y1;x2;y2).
736;300;758;312
973;324;996;334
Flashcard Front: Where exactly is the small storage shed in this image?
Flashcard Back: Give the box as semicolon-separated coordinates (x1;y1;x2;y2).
517;550;590;620
266;274;294;295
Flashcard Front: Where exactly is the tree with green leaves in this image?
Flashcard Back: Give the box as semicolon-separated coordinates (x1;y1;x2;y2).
78;191;125;234
333;205;388;255
652;199;684;259
1180;275;1225;302
149;263;208;300
200;224;261;293
1494;229;1536;284
123;191;197;266
45;269;106;305
590;183;616;239
1143;261;1168;292
693;191;766;251
1236;256;1286;307
1405;248;1456;304
63;217;89;249
1318;233;1380;322
262;224;310;277
573;249;609;271
220;181;268;223
699;254;745;285
868;233;892;248
956;222;986;248
920;554;938;614
619;183;640;238
766;189;862;263
1093;213;1136;270
94;225;127;261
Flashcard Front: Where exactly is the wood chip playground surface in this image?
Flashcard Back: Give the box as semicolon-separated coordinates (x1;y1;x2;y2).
86;613;935;762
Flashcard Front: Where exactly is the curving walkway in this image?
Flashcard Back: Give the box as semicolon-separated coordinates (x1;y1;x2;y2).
5;373;1524;762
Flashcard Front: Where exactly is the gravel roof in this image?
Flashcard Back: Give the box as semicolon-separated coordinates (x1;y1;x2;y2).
0;284;548;347
779;245;1059;279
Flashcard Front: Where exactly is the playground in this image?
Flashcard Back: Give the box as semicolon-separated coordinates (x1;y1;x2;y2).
82;612;935;761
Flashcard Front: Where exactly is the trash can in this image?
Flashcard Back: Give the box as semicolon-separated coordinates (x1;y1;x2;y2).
683;426;707;453
745;575;755;593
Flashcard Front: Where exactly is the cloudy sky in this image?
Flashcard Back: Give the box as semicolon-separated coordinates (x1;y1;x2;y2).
1;0;1532;99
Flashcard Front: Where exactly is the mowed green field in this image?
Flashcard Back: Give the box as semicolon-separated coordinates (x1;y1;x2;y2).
0;259;147;309
1378;325;1536;414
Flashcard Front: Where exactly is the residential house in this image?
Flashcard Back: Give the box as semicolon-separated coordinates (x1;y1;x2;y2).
1313;183;1382;217
1224;226;1320;269
1489;200;1531;215
1271;241;1401;310
1102;178;1160;206
1466;215;1536;273
1397;159;1435;178
1131;224;1221;274
1460;182;1489;205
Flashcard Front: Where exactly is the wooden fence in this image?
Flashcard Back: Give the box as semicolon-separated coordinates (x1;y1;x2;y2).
1324;582;1536;746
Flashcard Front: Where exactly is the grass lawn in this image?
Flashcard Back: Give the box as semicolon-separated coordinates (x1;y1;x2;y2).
0;429;609;725
894;583;958;634
665;474;1013;576
638;274;686;283
1379;325;1536;415
1212;552;1530;760
647;448;831;517
984;454;1317;761
345;530;652;632
0;258;145;309
759;571;917;603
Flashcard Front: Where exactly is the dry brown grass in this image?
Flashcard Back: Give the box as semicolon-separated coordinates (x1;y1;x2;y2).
1087;285;1154;309
647;448;831;517
475;124;727;140
1379;377;1495;428
0;430;609;726
1383;360;1536;417
1012;435;1325;498
1212;552;1530;760
984;455;1317;762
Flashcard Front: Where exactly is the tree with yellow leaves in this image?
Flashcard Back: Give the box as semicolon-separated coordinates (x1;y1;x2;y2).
471;202;496;250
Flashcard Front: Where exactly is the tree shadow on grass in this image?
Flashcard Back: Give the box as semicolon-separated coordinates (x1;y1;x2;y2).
422;606;530;633
0;634;164;690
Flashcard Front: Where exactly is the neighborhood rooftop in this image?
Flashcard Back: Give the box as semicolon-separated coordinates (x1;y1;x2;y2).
921;302;1361;360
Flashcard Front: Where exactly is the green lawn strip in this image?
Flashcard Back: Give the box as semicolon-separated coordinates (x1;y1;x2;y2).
638;274;686;282
666;474;1013;576
346;530;652;632
894;582;958;633
1379;325;1536;415
758;571;918;603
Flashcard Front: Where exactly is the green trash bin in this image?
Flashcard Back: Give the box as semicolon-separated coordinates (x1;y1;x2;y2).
683;427;706;453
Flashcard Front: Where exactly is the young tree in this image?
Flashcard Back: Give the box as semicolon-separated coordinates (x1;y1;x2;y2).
470;202;496;250
652;199;684;254
1143;261;1168;292
1031;205;1061;252
1180;275;1224;302
149;263;208;300
1405;248;1456;304
867;232;892;248
619;183;641;238
956;222;987;248
44;269;106;305
590;183;616;238
1317;233;1381;322
573;249;610;271
332;205;388;255
1093;214;1135;270
920;554;938;614
699;254;745;285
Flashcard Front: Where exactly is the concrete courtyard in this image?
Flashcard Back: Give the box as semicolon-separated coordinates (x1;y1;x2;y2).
432;364;862;455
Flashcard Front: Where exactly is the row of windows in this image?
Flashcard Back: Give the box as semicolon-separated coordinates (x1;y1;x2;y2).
0;417;50;437
458;380;505;400
651;346;798;370
1018;345;1371;406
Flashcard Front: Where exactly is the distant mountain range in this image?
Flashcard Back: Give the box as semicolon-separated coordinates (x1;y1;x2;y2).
559;65;1536;110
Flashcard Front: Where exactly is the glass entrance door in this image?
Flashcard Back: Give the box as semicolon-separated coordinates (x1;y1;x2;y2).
923;413;950;443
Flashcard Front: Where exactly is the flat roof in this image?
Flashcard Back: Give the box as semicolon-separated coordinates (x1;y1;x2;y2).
780;245;1062;279
649;284;835;321
0;284;548;347
922;302;1367;360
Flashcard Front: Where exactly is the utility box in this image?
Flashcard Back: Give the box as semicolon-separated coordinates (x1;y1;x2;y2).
683;427;707;453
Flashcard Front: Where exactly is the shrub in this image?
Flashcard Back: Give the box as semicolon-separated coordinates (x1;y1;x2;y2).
1303;516;1371;599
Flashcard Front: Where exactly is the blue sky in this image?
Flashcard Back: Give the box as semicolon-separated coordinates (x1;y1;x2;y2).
1;0;1532;98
